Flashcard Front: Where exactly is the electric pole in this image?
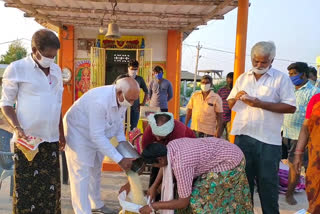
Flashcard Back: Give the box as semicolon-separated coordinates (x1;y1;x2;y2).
193;42;201;92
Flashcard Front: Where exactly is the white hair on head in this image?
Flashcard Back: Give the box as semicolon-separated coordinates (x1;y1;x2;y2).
115;77;139;94
251;41;276;60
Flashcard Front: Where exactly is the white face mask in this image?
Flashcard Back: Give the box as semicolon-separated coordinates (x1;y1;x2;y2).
37;51;55;68
118;93;132;107
200;84;211;92
252;67;269;75
128;69;138;78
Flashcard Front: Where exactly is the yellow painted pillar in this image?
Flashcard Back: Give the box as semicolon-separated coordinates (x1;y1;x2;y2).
230;0;249;143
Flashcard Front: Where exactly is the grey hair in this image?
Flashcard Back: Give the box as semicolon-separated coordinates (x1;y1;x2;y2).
115;77;139;93
251;41;276;60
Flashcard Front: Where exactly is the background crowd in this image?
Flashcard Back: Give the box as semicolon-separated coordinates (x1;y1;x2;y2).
1;29;320;214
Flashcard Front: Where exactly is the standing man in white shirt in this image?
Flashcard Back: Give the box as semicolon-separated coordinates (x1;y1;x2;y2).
64;77;140;214
227;41;296;214
0;29;64;214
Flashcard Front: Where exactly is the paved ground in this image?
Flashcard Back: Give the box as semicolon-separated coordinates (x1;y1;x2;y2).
0;171;308;214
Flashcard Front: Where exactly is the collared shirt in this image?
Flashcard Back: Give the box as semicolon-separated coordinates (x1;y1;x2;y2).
283;82;320;140
218;86;232;122
141;120;195;150
168;137;243;198
227;68;296;146
64;85;127;165
0;56;63;142
132;75;148;111
148;78;173;109
187;90;223;135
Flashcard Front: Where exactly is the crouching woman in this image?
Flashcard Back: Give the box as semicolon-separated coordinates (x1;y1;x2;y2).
139;137;253;214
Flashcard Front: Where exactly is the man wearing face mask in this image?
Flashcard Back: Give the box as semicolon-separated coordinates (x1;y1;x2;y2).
227;41;296;214
127;59;148;130
63;77;140;214
0;29;64;213
282;62;320;205
119;112;196;197
148;66;173;112
185;75;223;138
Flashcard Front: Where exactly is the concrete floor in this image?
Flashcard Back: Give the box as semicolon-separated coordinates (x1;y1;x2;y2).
0;172;308;214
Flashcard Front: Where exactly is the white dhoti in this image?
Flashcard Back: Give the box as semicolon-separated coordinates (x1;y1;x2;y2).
64;111;106;214
63;86;127;214
65;146;105;214
64;107;125;213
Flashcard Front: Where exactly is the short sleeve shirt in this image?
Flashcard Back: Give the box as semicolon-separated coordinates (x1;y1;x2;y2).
149;79;173;109
132;75;148;111
187;90;223;135
217;87;232;122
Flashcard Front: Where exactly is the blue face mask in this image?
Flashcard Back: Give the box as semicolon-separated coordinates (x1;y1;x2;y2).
290;73;304;86
155;73;163;80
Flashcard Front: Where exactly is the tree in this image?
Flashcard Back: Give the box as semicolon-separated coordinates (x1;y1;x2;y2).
0;40;27;64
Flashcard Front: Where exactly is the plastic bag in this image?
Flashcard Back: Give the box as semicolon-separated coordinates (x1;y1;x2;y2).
119;191;156;214
118;191;143;213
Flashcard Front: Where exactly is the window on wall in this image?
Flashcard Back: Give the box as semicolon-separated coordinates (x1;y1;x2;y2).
105;49;136;85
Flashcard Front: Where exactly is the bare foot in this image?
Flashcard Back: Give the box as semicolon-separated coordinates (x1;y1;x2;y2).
285;194;297;205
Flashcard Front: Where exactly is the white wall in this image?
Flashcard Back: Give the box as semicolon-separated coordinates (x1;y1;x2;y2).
74;27;167;61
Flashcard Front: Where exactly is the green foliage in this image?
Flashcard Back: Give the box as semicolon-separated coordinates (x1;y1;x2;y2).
212;80;227;93
0;40;27;64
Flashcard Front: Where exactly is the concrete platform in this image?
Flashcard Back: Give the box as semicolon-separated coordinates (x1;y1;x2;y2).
0;172;308;214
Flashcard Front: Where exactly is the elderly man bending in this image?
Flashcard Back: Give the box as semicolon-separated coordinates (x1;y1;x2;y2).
227;41;296;214
64;77;140;214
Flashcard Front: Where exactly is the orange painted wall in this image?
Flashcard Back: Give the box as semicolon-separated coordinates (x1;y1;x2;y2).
58;26;74;116
166;30;182;119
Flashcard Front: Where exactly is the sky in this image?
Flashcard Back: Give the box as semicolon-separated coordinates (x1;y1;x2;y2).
0;2;43;55
182;0;320;76
0;0;319;77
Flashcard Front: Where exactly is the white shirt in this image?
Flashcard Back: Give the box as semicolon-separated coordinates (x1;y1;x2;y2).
0;56;63;142
227;68;296;145
64;85;126;166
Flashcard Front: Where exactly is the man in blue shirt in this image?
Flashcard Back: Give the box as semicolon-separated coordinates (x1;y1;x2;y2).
282;62;320;205
148;66;173;112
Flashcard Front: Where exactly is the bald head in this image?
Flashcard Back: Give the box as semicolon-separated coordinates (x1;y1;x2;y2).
115;77;140;106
